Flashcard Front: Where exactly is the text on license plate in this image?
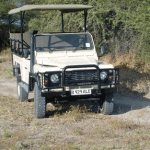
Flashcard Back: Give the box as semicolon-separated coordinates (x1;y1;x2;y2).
71;88;92;95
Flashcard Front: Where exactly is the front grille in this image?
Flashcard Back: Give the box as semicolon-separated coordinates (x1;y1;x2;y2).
64;69;99;86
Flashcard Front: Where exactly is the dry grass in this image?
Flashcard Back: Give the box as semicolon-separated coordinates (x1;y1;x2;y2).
0;48;11;58
0;94;150;149
102;52;150;94
109;118;139;130
0;48;13;79
0;49;150;149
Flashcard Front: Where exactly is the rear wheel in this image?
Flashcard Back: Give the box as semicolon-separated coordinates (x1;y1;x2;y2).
99;92;114;115
17;83;28;101
34;82;46;118
17;75;28;101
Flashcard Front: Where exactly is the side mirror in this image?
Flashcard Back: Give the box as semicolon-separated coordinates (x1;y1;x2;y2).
101;46;105;55
98;46;105;58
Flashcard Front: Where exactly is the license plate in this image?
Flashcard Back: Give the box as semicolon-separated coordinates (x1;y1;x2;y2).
71;88;92;96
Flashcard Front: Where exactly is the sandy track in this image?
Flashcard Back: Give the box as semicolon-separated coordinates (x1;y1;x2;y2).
0;80;17;97
1;75;150;149
114;91;150;125
0;76;150;125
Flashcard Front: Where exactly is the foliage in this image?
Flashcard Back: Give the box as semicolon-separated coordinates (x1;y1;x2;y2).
4;129;13;138
0;0;15;51
1;0;150;66
0;0;15;19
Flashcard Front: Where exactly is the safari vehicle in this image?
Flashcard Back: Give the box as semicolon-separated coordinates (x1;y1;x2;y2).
8;5;119;118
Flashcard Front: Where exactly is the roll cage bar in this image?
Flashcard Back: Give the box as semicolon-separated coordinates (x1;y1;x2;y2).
8;5;93;52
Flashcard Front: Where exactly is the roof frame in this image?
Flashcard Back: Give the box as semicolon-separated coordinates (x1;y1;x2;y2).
8;4;93;52
8;4;93;15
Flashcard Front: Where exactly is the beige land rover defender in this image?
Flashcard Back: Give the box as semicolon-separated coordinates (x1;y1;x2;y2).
8;5;119;118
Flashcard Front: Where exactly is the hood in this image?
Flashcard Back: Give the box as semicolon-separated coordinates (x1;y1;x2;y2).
36;56;98;69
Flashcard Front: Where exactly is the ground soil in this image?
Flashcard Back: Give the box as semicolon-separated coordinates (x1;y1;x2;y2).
1;75;150;125
1;56;150;149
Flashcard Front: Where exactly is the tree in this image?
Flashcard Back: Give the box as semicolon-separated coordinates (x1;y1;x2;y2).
2;0;150;67
0;0;15;50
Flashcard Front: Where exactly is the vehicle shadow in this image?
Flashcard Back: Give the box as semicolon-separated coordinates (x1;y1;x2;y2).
113;91;150;115
45;90;150;117
113;64;150;115
45;100;100;118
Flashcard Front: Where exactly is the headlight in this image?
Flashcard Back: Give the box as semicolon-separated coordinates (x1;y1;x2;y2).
50;74;59;83
100;71;107;80
109;70;113;74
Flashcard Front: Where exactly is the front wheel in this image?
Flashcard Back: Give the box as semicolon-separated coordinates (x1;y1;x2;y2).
34;82;46;118
99;92;114;115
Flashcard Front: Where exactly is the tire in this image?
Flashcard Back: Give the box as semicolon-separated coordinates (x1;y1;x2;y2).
17;75;21;83
100;92;114;115
34;82;46;118
17;83;28;102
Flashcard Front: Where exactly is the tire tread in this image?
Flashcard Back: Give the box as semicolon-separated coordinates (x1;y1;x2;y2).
17;82;28;102
34;82;46;118
101;92;114;115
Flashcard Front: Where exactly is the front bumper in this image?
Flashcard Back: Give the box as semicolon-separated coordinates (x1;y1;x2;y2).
41;87;117;98
35;65;119;98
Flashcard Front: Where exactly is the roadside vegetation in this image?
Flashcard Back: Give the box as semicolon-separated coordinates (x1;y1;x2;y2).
1;0;150;71
1;92;150;149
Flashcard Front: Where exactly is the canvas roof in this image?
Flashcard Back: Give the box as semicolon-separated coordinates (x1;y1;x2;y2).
8;4;93;14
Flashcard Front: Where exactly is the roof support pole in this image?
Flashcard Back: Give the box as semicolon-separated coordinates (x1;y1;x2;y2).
20;11;24;55
84;10;87;32
30;30;37;74
61;11;64;32
9;14;14;76
9;15;11;34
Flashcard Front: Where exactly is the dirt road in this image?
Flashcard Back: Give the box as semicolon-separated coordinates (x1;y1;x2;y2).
0;76;150;125
0;79;17;97
1;70;150;149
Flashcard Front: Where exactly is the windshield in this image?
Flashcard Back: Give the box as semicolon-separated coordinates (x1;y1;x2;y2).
35;33;94;51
